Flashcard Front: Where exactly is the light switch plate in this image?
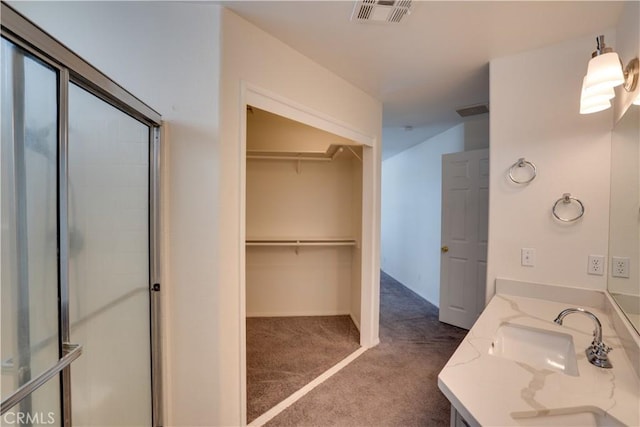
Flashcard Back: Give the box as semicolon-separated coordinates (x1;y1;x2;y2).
521;248;535;267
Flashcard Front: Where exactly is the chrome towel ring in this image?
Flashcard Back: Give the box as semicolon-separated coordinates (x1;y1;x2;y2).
508;158;537;184
552;193;585;222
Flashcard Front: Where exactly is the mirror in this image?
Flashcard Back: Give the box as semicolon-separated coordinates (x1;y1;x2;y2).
608;102;640;334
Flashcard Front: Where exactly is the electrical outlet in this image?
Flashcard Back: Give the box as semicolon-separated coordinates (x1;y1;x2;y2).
612;256;630;278
587;255;604;275
521;248;535;267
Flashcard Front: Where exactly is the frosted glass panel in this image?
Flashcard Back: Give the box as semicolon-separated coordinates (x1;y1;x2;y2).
68;83;151;426
2;376;62;427
1;38;60;414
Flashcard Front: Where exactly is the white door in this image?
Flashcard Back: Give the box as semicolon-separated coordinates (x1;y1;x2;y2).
439;149;489;329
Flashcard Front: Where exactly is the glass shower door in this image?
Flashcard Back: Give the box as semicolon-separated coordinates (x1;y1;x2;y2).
67;83;152;426
1;4;162;424
1;39;153;427
1;38;65;425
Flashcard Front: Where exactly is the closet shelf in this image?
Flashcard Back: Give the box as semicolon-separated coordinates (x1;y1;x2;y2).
246;238;357;247
246;153;339;162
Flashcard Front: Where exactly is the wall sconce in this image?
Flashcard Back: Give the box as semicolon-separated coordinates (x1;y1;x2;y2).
580;35;639;114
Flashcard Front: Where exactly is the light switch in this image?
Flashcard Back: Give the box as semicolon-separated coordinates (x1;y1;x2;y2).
521;248;535;267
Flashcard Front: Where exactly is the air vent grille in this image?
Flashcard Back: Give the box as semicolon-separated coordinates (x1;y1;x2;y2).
456;104;490;117
389;0;411;22
351;0;412;24
357;0;376;20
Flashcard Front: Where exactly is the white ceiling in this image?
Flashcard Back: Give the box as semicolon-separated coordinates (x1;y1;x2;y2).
221;1;625;159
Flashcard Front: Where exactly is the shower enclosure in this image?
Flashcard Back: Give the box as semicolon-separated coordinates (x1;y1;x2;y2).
1;5;162;426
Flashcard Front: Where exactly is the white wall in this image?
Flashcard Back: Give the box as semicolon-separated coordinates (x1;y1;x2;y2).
9;2;222;425
381;124;465;306
351;156;364;326
246;155;360;318
464;115;490;151
487;32;614;300
247;107;357;153
245;112;364;322
246;157;357;239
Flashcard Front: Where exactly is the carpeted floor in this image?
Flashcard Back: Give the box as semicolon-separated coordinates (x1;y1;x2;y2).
264;271;468;426
247;315;361;422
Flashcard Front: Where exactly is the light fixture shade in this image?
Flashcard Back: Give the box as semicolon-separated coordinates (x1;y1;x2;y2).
581;76;615;102
633;92;640;106
580;76;614;114
580;98;611;114
584;52;625;92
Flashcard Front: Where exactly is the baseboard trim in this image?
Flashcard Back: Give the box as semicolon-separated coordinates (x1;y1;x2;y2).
247;310;351;318
248;346;368;426
349;312;361;331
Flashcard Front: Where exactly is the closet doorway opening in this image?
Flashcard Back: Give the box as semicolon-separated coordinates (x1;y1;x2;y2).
243;102;372;423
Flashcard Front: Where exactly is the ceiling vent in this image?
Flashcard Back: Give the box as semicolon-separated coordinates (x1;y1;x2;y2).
456;103;490;117
351;0;412;24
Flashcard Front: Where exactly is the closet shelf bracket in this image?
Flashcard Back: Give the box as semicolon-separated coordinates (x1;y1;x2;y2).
346;146;362;162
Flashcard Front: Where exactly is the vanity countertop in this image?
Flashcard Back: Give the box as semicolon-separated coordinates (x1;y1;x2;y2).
438;289;640;426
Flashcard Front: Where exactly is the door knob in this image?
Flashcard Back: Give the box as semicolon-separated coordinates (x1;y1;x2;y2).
441;246;449;253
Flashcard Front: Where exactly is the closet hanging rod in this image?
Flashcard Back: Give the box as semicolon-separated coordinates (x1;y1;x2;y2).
246;238;357;247
246;241;357;247
246;154;334;162
246;238;358;254
247;146;357;162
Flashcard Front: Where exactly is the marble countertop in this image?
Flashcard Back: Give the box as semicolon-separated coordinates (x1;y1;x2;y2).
438;290;640;426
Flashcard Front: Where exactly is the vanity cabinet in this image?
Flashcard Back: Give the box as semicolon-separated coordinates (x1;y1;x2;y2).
450;405;470;427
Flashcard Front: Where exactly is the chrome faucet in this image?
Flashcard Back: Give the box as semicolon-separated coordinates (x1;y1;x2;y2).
554;308;612;369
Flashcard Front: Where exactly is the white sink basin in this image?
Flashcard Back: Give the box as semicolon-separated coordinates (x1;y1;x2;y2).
511;406;626;426
488;323;579;376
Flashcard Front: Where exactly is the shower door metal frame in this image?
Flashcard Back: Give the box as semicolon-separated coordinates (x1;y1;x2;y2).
1;3;164;426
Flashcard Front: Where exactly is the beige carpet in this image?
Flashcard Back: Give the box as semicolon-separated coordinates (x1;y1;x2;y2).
246;315;361;422
264;271;468;426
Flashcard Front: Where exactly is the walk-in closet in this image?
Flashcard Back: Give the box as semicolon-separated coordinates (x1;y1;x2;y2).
245;106;364;421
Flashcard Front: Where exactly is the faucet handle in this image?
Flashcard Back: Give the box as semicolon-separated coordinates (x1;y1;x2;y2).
587;341;614;368
595;341;612;355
